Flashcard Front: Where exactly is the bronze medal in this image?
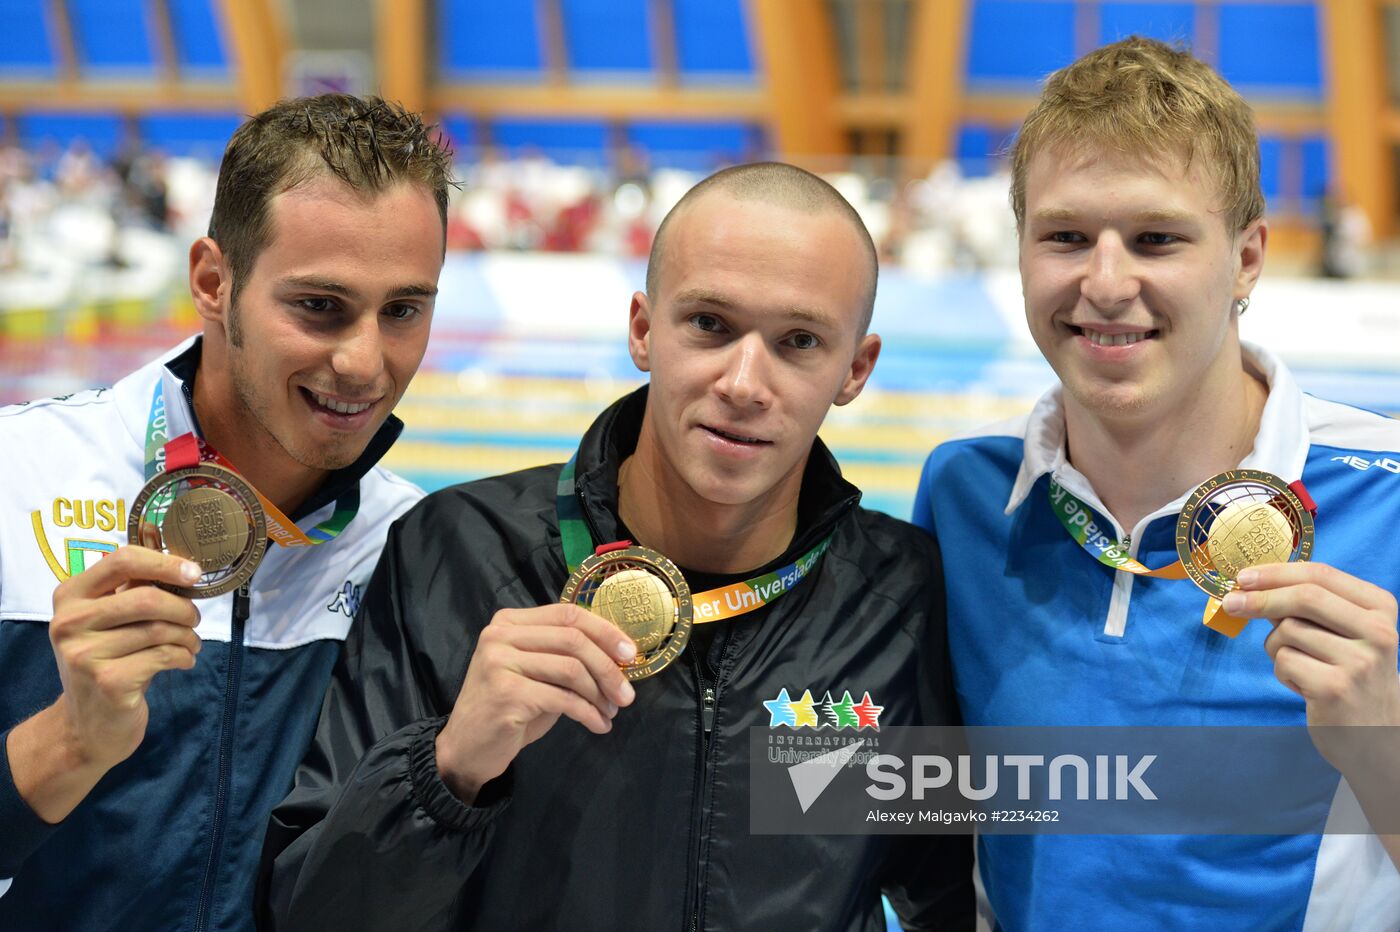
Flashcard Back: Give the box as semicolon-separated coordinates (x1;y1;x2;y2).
560;545;693;681
1176;468;1315;600
128;463;268;598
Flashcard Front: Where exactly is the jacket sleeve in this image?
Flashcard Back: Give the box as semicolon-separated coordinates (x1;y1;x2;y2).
257;516;512;930
0;725;61;891
0;526;62;892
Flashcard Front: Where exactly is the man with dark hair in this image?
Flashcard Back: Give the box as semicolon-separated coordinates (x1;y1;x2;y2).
0;94;451;930
260;162;974;930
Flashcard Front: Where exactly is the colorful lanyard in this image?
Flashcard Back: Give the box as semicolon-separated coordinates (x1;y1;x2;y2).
1047;478;1190;580
144;380;359;548
1047;476;1315;636
556;452;830;624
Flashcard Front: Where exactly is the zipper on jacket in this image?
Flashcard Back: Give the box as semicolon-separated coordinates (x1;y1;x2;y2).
688;657;713;932
192;583;250;932
687;630;732;932
701;686;716;737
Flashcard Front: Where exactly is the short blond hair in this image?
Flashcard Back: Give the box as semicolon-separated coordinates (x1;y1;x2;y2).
1010;37;1264;233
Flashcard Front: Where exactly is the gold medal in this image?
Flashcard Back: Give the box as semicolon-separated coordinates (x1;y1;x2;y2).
128;463;269;598
560;545;692;681
1176;468;1315;600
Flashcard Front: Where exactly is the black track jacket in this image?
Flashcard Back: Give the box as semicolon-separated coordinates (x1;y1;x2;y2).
259;388;973;931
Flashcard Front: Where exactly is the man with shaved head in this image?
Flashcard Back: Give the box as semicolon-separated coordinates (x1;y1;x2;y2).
260;162;974;930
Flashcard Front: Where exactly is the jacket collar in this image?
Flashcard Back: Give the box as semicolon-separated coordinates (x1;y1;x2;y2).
571;385;862;572
1004;342;1310;521
112;335;404;522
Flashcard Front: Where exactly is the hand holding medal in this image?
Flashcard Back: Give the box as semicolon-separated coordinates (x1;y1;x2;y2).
560;542;693;681
128;434;269;598
1174;468;1316;634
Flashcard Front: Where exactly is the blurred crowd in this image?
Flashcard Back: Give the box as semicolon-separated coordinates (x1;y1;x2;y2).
0;137;1379;312
0;138;1022;295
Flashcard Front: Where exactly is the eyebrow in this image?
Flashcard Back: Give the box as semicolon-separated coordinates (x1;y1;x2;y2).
1031;207;1197;225
671;288;837;328
280;275;438;301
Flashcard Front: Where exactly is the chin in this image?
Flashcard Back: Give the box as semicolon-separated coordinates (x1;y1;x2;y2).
287;438;364;473
1071;384;1155;421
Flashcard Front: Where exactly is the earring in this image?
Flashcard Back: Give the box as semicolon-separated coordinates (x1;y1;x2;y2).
1235;297;1250;315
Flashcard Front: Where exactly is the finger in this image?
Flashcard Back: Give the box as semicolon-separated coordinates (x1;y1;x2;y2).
1223;580;1370;637
507;650;622;720
495;625;635;706
60;546;202;600
71;586;201;632
1272;644;1337;700
1264;616;1348;665
495;604;638;663
1237;563;1395;614
114;642;200;696
75;620;204;662
517;679;614;735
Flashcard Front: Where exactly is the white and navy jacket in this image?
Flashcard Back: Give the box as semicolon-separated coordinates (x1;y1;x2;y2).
915;344;1400;932
0;338;422;931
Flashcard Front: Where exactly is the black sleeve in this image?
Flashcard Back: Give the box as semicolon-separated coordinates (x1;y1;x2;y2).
257;517;511;930
882;524;977;931
0;725;61;882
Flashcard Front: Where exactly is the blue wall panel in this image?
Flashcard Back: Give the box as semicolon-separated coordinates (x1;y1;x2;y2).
967;1;1075;84
1218;3;1321;95
139;113;242;159
0;0;55;72
1300;136;1330;201
18;112;126;159
439;114;480;159
625;121;762;169
956;123;1016;177
561;0;652;75
1258;136;1282;206
69;0;155;71
167;0;228;74
491;118;610;164
439;0;543;76
673;0;753;80
1098;2;1196;46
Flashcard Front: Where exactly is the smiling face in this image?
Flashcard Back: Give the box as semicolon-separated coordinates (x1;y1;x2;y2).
203;174;443;473
629;191;879;511
1019;144;1265;427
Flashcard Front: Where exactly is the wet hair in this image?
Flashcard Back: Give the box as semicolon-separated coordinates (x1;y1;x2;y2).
208;94;455;305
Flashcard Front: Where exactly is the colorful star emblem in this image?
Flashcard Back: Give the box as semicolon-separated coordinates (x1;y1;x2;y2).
852;691;883;729
763;688;796;727
791;689;819;728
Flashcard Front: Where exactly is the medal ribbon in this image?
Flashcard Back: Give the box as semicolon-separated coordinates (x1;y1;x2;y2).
145;381;359;548
557;453;831;625
1047;477;1315;637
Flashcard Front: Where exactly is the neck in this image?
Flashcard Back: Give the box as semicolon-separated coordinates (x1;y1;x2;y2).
191;357;327;517
1065;353;1269;533
617;419;801;575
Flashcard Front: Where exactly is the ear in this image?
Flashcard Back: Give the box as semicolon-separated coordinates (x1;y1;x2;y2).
834;333;881;406
628;290;653;373
1233;218;1267;301
189;237;231;327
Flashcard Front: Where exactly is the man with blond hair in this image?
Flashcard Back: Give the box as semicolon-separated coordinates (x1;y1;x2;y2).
915;38;1400;929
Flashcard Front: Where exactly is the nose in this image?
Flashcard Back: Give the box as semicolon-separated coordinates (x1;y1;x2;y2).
714;333;774;409
331;314;386;385
1080;235;1140;312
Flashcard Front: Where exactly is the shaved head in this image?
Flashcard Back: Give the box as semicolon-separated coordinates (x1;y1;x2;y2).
646;162;879;333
